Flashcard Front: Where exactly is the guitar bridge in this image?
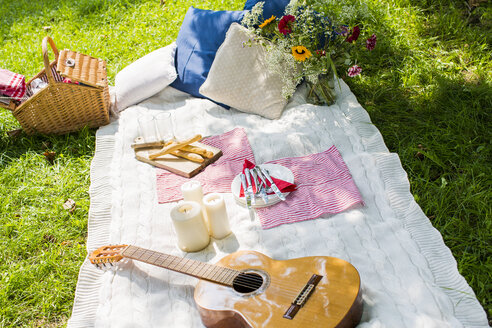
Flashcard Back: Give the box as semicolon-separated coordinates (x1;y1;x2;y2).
283;274;323;320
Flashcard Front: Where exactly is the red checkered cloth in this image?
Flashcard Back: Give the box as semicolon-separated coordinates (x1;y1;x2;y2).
0;69;26;101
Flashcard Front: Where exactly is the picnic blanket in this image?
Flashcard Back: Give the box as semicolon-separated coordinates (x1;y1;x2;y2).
68;81;488;327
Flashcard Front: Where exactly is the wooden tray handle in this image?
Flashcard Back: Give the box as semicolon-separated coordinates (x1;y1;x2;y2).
42;36;59;85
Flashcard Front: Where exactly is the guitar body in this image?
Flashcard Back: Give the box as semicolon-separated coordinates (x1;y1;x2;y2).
194;251;362;328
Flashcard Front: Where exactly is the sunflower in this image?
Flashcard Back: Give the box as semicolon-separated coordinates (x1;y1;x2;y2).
292;46;312;62
259;15;276;28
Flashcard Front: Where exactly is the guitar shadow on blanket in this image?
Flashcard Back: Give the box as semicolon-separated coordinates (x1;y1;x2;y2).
114;261;201;316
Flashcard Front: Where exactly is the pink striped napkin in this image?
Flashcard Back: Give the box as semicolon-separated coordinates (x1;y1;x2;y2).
156;128;255;203
256;146;364;229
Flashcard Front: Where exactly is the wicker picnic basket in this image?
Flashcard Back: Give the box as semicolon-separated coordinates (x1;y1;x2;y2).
2;36;110;134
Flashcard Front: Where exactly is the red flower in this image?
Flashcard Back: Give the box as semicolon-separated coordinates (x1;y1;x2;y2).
315;49;326;56
366;34;377;51
348;65;362;77
278;15;295;35
345;26;360;43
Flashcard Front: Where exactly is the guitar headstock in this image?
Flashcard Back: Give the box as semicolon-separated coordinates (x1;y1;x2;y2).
89;245;128;269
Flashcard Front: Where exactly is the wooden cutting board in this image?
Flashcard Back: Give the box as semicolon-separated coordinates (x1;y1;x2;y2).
132;138;222;178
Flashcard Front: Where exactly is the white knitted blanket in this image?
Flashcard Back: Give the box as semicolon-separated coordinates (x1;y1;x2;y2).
68;81;488;328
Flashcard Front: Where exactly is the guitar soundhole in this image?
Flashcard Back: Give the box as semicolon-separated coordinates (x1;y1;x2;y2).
232;272;264;294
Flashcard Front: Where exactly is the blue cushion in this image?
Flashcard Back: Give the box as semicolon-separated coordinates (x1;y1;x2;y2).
170;7;246;107
243;0;290;19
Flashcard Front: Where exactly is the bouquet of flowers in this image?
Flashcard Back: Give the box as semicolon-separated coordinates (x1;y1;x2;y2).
241;0;377;105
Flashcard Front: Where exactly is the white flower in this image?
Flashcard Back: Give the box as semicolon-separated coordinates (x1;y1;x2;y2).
241;2;265;30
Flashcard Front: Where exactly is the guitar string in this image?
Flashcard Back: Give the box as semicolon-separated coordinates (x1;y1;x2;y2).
229;275;360;326
103;252;353;320
176;267;306;298
201;274;347;323
136;263;322;299
202;276;337;317
222;268;319;293
178;265;323;300
233;275;361;322
123;249;306;293
121;248;339;299
124;256;323;299
226;275;311;299
131;254;320;297
212;268;358;310
130;260;310;299
123;255;346;323
104;262;354;316
201;274;350;322
199;271;343;324
174;265;311;298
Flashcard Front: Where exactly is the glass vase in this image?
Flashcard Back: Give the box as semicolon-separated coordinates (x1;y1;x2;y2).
306;74;337;106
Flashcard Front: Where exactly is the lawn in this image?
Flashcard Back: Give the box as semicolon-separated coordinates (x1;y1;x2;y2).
0;0;490;326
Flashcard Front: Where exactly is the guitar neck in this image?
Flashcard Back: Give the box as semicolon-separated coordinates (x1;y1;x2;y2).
121;245;239;287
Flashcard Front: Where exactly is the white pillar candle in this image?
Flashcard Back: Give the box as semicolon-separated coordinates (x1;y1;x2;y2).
202;193;231;239
170;201;210;252
181;180;204;204
180;180;211;233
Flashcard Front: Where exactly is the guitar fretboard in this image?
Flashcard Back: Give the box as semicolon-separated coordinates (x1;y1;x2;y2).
122;245;240;286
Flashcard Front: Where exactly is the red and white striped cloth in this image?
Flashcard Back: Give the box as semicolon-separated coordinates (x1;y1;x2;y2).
0;69;26;101
156;129;363;229
256;146;364;229
156;128;255;203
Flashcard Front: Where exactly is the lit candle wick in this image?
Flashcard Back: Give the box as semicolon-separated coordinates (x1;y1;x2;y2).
209;196;220;204
179;205;192;214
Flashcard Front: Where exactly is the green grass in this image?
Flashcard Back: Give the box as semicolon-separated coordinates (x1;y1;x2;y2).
0;0;490;326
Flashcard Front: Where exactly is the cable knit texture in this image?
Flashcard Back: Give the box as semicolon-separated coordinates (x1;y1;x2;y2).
68;81;488;327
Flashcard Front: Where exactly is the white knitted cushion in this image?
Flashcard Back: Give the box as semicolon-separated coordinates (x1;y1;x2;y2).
199;23;287;120
114;42;177;112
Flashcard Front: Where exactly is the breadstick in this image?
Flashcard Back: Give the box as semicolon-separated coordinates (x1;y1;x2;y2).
170;150;204;163
131;140;172;150
181;145;214;159
149;134;202;160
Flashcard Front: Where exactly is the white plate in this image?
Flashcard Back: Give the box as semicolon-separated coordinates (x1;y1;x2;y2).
231;164;294;208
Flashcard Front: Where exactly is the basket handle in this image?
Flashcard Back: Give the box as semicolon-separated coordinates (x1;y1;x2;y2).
42;36;59;84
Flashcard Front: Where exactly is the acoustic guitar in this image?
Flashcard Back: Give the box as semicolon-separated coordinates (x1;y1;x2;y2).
89;245;363;328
